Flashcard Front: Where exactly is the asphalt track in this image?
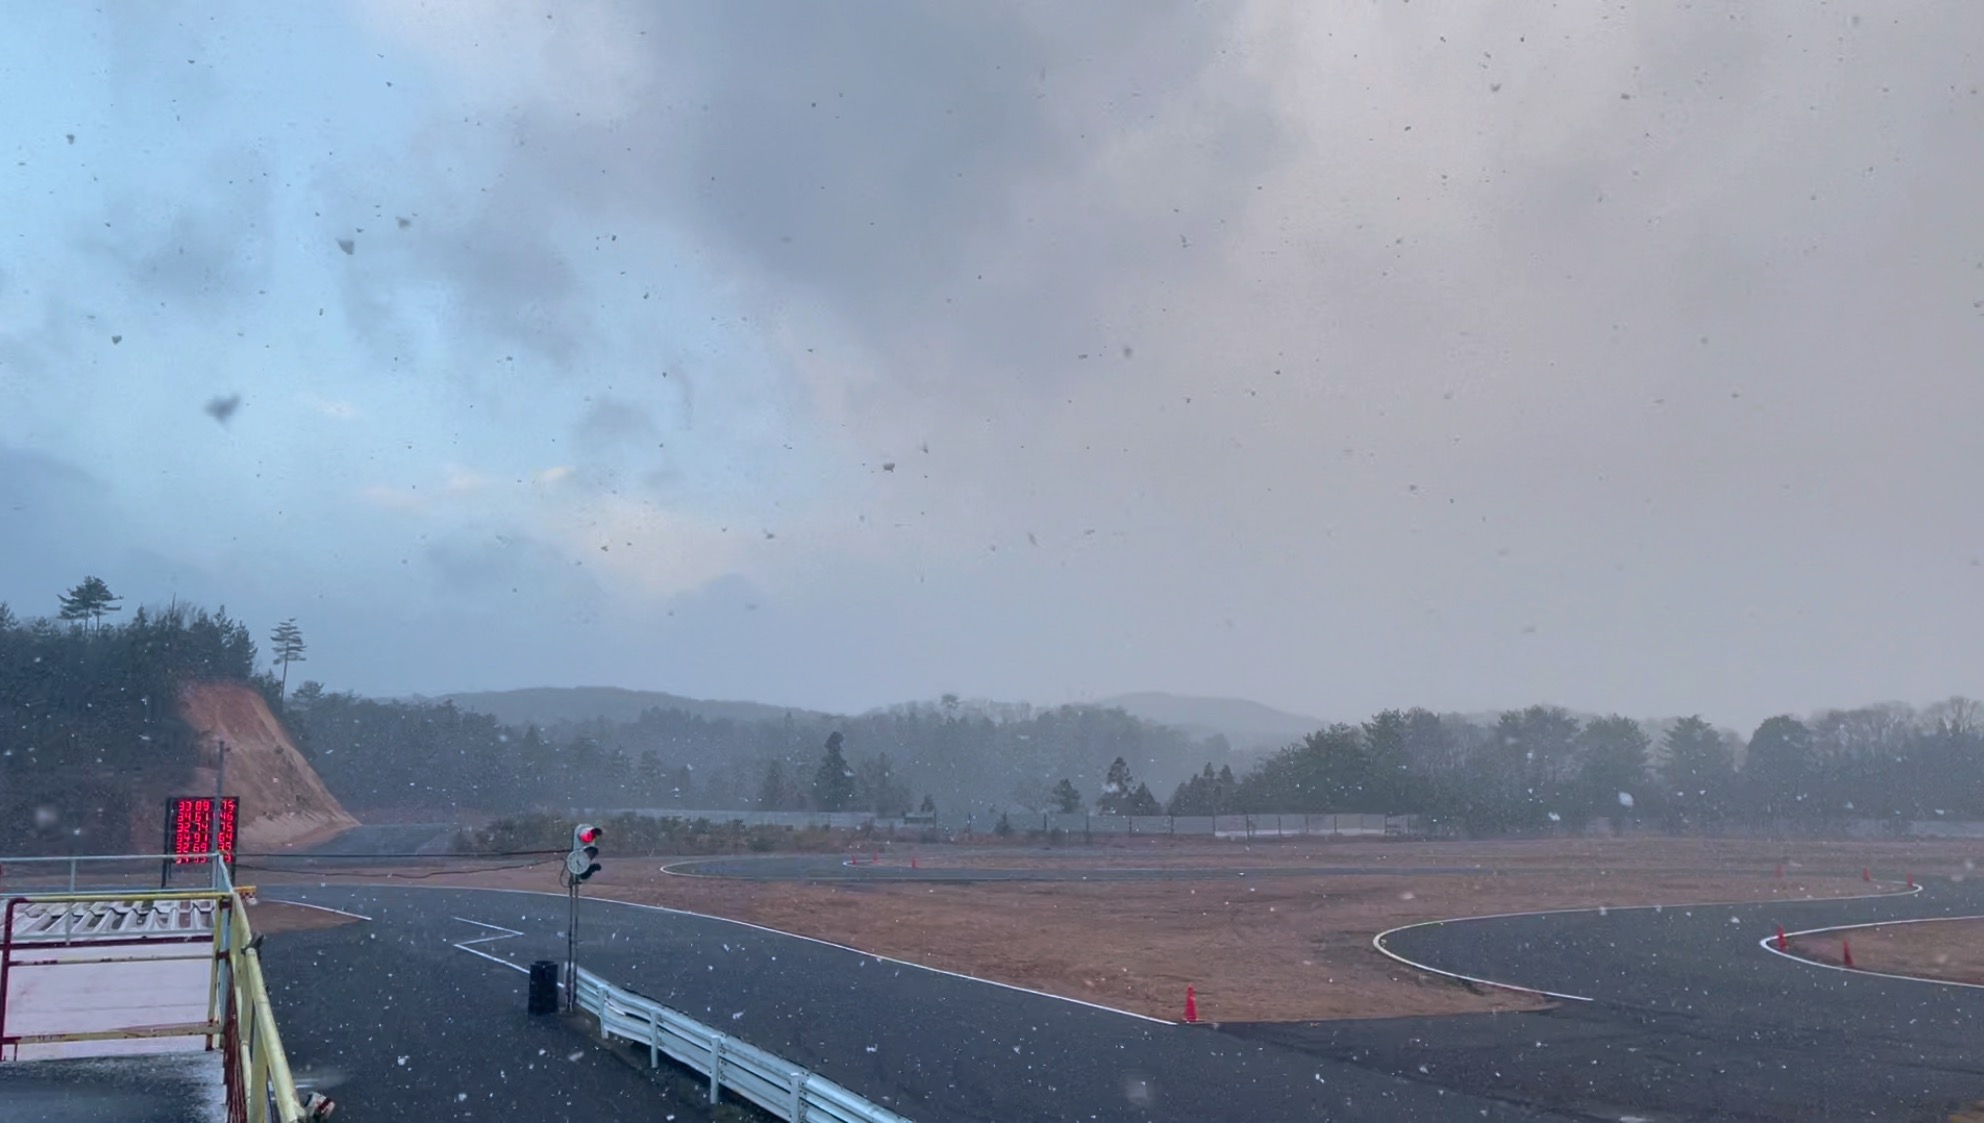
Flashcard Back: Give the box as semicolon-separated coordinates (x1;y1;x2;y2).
1234;878;1984;1121
644;857;1984;1120
271;883;1576;1122
256;897;721;1122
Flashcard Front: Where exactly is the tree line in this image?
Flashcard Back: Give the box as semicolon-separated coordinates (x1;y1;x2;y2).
9;575;1981;845
1129;701;1984;835
0;580;270;852
283;687;1235;820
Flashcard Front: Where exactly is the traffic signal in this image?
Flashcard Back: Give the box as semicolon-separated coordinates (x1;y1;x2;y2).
567;823;602;882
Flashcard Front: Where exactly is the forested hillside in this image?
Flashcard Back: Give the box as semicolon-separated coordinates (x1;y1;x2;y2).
0;584;263;853
286;689;1237;819
1217;701;1984;835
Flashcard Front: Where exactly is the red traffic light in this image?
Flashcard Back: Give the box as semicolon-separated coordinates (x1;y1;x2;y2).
578;827;600;845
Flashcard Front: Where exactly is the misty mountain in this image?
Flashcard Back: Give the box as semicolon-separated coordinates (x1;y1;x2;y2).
420;686;826;729
1093;692;1323;751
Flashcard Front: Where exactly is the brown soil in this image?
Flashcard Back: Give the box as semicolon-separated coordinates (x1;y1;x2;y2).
1788;916;1984;985
246;899;365;936
258;837;1962;1023
179;680;360;851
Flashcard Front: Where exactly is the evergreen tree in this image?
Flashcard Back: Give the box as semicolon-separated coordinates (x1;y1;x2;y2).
1050;778;1084;813
757;759;796;810
1743;715;1817;823
1097;756;1138;813
57;576;122;631
1660;716;1734;830
268;618;307;700
1575;715;1650;824
812;731;855;811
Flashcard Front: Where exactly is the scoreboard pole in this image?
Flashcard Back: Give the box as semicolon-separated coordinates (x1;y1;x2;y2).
160;796;240;889
211;740;226;888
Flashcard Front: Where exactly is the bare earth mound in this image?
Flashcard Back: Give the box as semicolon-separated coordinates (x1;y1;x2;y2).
179;681;358;851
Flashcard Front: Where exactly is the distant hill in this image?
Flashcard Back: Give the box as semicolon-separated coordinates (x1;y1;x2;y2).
421;686;824;728
1092;692;1323;751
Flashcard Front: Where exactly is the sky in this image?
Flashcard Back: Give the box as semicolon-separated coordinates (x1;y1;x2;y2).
1;2;1980;729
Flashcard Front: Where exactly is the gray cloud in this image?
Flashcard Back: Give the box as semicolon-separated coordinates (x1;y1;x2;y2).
0;448;123;613
7;2;1982;724
394;1;1279;383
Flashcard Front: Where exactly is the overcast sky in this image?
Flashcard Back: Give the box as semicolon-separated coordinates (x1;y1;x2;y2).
2;2;1980;728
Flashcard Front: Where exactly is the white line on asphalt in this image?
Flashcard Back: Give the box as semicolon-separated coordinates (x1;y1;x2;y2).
450;915;528;975
266;899;374;922
1757;911;1984;991
1373;880;1923;1003
332;883;1175;1024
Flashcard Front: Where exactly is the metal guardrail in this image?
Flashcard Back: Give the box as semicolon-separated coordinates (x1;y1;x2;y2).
574;966;913;1123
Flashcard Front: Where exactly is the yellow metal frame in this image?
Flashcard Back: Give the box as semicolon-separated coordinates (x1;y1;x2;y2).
3;886;304;1123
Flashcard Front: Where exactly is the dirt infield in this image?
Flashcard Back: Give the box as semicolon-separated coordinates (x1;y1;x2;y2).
1788;915;1984;986
263;836;1981;1022
245;899;366;935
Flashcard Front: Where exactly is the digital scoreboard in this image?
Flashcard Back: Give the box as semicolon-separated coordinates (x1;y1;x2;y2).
165;796;239;866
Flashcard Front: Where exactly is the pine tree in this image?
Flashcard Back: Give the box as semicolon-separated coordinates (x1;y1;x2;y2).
57;576;121;631
1097;757;1136;813
268;619;307;700
812;731;855;811
1050;778;1084;813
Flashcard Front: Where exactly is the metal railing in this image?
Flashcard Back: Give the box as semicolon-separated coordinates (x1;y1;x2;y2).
0;850;233;894
1;853;306;1123
574;966;913;1123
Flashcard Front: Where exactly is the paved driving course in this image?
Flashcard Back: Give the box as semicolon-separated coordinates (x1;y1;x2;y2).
265;871;1984;1121
1237;878;1984;1121
272;883;1572;1122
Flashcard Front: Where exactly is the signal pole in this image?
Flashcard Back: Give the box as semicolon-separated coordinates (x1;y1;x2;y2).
565;876;578;1011
563;824;602;1011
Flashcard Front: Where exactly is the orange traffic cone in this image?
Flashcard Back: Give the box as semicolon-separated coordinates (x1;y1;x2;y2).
1842;939;1855;969
1183;986;1199;1024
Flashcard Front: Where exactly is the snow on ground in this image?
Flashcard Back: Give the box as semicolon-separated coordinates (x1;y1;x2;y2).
5;900;219;1061
0;1050;227;1123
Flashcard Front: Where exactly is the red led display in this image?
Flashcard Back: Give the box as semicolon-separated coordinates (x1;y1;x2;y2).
166;797;239;865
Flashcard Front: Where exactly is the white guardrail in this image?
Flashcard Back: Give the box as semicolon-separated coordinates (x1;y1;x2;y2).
574;967;912;1123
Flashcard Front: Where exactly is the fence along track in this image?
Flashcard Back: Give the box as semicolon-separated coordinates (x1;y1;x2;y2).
576;966;913;1123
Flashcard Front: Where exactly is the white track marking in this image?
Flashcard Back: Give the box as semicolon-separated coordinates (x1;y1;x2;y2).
1370;932;1593;1003
450;916;528;974
1758;911;1984;991
308;883;1172;1024
264;899;373;922
1374;880;1922;1002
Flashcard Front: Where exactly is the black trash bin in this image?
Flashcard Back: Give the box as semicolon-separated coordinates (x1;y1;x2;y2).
528;959;560;1015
